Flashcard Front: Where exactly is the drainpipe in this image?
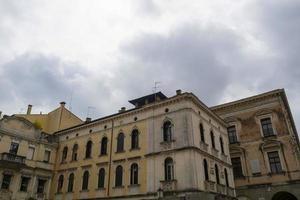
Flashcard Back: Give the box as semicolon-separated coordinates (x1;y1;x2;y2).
107;119;114;196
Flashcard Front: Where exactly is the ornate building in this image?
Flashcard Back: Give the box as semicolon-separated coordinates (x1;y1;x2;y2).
0;89;299;200
211;89;300;200
50;91;235;200
0;116;58;200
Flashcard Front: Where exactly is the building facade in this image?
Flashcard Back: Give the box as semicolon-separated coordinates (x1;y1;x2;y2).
211;89;300;200
0;89;299;200
16;102;83;134
50;91;235;200
0;116;58;200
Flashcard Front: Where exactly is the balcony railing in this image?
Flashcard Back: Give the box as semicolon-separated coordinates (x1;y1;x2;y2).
204;180;216;192
225;187;235;197
160;179;177;191
0;153;26;165
211;148;219;158
216;184;226;194
200;142;208;152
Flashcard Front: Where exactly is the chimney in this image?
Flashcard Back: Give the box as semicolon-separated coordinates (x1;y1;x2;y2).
27;105;32;115
85;117;91;123
176;89;182;95
60;101;66;107
119;107;126;113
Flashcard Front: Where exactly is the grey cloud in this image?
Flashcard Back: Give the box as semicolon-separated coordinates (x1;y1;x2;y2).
0;53;109;119
133;0;160;16
117;24;244;105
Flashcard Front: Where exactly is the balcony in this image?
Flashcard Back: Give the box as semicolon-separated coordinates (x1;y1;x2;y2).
0;153;26;168
225;187;235;197
36;193;46;200
216;184;225;194
211;148;219;158
160;179;177;191
199;142;208;152
204;180;216;192
221;153;228;162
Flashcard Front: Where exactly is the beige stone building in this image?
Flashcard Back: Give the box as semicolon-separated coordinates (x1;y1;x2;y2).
1;89;299;200
50;91;235;200
211;89;300;200
0;115;58;200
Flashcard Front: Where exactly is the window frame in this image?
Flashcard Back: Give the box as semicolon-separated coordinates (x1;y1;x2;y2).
227;125;238;144
1;174;12;190
19;176;30;192
68;173;74;192
267;151;283;174
98;168;105;188
231;157;244;178
130;163;139;185
82;170;89;190
162;120;173;143
115;165;123;187
164;157;174;181
116;132;125;153
100;137;108;155
131;129;139;150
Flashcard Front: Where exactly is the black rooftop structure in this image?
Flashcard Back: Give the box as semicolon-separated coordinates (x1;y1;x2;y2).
129;92;167;107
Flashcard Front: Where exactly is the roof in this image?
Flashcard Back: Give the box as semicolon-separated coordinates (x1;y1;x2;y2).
129;92;167;107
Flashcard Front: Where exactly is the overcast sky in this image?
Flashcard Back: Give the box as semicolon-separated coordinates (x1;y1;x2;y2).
0;0;299;130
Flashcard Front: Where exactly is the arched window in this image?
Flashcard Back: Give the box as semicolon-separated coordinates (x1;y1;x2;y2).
62;146;68;162
203;159;209;181
163;121;172;142
85;141;92;158
164;157;174;181
117;133;124;152
200;123;205;142
220;137;224;154
224;168;229;187
72;144;78;161
100;137;108;155
68;173;74;192
82;171;89;190
57;175;64;193
210;131;215;149
98;168;105;188
115;165;123;187
130;163;138;185
131;129;139;149
215;164;220;184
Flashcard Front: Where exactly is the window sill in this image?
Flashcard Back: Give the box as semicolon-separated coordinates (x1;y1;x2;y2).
115;150;125;154
66;191;74;193
160;179;177;183
268;171;286;176
160;140;176;145
99;154;108;157
129;147;140;151
95;187;106;191
234;175;246;180
229;142;240;145
263;135;277;140
113;186;124;189
55;192;63;195
83;157;92;160
128;184;140;188
80;189;89;192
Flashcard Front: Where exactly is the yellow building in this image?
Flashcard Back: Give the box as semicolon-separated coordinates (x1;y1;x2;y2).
50;91;235;200
0;115;58;200
16;102;83;134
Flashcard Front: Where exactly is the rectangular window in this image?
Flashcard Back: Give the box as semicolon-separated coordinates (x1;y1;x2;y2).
20;177;30;192
1;174;12;189
231;157;244;178
26;147;35;160
9;142;19;154
268;151;282;174
227;126;238;144
44;150;51;163
37;179;46;194
261;118;274;137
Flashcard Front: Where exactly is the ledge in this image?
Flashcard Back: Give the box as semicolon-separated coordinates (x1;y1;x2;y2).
129;147;141;151
113;186;125;189
128;184;140;188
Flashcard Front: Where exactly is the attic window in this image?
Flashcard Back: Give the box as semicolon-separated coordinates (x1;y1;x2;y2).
165;108;169;113
89;129;93;133
104;125;107;129
134;117;138;121
76;133;79;137
66;136;69;140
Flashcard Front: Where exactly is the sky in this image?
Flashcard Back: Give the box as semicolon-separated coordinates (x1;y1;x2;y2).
0;0;299;130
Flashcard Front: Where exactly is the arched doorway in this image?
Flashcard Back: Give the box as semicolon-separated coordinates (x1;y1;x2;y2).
272;192;297;200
